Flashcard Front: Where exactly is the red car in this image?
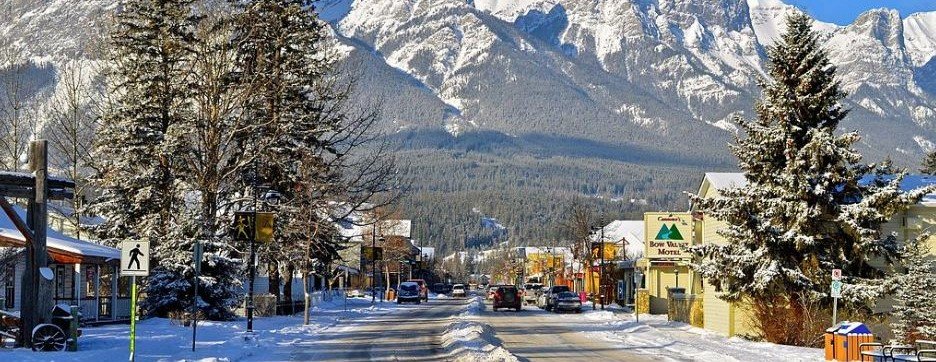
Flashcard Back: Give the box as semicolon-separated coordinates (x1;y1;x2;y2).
406;279;429;301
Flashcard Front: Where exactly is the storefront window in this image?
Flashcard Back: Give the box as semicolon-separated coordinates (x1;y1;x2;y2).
118;276;131;298
54;264;74;299
84;265;97;298
99;267;114;297
3;265;13;309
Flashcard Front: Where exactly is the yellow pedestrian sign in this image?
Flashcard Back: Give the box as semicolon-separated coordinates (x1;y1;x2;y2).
256;212;274;243
233;212;255;242
121;241;150;276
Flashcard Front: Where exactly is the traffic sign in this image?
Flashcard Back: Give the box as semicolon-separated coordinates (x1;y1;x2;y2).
361;246;383;261
832;269;842;281
831;280;843;298
256;212;275;243
232;212;255;242
121;241;150;276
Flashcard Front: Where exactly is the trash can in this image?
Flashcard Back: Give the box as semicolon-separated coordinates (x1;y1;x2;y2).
824;321;874;361
51;304;82;351
387;288;395;301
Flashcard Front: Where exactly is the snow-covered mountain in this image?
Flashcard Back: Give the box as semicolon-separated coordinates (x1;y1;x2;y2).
308;0;936;160
3;0;935;250
2;0;934;159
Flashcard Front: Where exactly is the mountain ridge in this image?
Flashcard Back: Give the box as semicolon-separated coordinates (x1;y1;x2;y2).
1;0;935;252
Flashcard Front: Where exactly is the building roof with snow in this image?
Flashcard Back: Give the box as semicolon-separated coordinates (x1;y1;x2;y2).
591;220;645;260
380;219;411;238
415;246;434;260
698;172;936;205
0;204;120;263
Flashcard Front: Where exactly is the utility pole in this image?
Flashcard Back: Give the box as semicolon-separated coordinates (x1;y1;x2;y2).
247;162;258;333
600;225;605;310
371;223;377;305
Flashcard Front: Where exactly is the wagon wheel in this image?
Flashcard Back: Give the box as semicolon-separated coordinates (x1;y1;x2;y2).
31;324;67;351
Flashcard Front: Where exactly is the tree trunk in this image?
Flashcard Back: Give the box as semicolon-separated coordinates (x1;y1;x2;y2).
269;261;281;300
302;271;310;325
283;266;294;303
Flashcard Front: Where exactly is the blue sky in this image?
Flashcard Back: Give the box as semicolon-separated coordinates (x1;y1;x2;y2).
786;0;936;25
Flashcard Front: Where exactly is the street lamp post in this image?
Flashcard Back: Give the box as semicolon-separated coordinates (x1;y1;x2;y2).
371;223;377;305
675;267;680;290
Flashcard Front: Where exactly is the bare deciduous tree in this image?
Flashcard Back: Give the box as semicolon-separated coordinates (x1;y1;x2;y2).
44;60;98;238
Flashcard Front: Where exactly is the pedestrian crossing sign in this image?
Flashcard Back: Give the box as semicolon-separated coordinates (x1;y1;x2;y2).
121;241;150;276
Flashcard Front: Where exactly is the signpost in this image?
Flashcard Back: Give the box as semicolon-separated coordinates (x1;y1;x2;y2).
192;241;203;351
634;270;643;323
233;211;274;334
121;241;150;362
831;269;842;325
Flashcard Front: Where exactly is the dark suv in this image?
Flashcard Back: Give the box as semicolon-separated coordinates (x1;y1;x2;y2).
492;285;522;311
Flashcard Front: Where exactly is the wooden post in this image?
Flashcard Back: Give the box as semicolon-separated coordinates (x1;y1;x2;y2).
21;140;50;345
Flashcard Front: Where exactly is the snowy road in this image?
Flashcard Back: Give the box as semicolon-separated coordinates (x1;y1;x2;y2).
475;301;655;362
262;297;473;361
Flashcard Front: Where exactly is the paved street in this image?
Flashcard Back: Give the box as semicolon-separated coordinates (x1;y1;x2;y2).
258;293;656;362
476;300;656;362
269;297;472;361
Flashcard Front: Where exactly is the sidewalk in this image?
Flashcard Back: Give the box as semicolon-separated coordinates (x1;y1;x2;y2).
565;306;823;361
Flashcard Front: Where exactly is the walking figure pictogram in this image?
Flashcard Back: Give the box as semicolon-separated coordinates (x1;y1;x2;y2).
236;216;250;240
128;244;144;270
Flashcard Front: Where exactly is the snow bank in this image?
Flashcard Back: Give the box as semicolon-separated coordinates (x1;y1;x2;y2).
440;320;517;362
441;297;517;362
578;311;822;362
0;293;401;362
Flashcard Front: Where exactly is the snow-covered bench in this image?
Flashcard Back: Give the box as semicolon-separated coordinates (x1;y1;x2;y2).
860;343;916;361
892;340;936;362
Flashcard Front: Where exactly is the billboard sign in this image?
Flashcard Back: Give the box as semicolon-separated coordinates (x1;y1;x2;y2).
644;212;693;259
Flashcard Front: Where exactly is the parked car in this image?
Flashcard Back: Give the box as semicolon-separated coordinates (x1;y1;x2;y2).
452;284;467;298
407;279;429;301
538;285;571;311
552;291;582;313
492;285;522;311
432;283;453;295
522;283;543;305
487;286;500;300
397;282;422;304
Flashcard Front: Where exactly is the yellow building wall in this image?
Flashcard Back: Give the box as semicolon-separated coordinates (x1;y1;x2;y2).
698;177;936;337
647;265;693;314
703;281;731;336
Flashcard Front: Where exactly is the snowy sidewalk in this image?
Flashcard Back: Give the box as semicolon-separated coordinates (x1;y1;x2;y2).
0;295;403;362
574;306;823;361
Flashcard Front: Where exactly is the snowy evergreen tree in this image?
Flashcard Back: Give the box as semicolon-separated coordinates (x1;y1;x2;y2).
690;13;934;308
891;235;936;343
921;150;936;175
230;0;338;296
93;0;242;320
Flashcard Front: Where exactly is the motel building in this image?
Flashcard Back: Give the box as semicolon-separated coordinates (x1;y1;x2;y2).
637;211;702;315
685;172;936;337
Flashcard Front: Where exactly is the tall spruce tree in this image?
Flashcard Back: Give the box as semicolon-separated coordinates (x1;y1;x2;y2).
891;236;936;343
921;150;936;175
94;0;242;319
230;0;336;297
690;13;933;309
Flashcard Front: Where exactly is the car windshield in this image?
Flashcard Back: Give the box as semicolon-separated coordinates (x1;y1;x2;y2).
400;284;419;292
558;292;578;299
453;285;464;289
552;286;570;293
